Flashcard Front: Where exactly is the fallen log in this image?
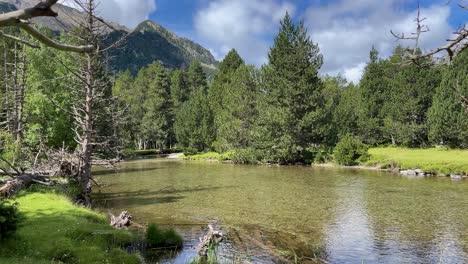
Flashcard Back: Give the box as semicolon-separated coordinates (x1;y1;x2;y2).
110;211;132;229
197;225;224;257
0;175;52;198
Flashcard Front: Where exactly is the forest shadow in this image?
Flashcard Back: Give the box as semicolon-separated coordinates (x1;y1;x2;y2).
93;195;185;207
94;185;238;199
92;167;161;176
93;185;237;207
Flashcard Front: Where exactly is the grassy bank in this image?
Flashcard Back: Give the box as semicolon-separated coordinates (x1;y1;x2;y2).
183;147;467;176
183;151;232;161
0;192;140;264
366;147;468;175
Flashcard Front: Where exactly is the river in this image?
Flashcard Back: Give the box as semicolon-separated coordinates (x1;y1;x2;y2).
93;158;468;264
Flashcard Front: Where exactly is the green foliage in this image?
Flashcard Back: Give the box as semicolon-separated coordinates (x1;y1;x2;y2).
174;62;215;151
359;46;442;146
184;152;231;161
24;35;76;149
427;48;468;148
230;148;260;164
183;147;199;156
252;13;325;163
0;131;32;169
211;64;259;152
333;135;370;166
146;223;183;248
0;201;21;240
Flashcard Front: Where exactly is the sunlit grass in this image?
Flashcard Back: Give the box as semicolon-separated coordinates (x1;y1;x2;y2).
183;152;232;161
367;147;468;175
0;192;140;264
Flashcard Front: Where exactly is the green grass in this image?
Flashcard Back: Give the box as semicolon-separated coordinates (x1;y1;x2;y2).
366;147;468;175
146;223;183;249
0;192;140;264
183;152;232;161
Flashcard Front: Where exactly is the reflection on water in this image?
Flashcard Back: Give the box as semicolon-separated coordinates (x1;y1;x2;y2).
93;159;468;263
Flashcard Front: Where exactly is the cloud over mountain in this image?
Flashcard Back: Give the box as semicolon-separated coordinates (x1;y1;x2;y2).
62;0;156;28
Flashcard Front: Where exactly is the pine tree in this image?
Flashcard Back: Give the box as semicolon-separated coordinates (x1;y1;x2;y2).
170;69;190;109
428;48;468;148
188;60;207;93
213;65;259;152
141;62;172;150
254;13;324;162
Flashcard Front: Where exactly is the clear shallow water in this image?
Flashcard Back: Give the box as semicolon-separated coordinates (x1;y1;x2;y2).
93;158;468;263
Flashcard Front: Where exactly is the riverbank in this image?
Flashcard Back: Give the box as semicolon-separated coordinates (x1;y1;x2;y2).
0;192;140;264
366;147;468;176
182;147;468;177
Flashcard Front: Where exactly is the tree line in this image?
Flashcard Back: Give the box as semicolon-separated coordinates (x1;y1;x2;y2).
113;13;467;164
1;13;467;170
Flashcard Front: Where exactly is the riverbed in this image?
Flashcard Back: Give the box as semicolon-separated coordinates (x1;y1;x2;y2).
93;158;468;263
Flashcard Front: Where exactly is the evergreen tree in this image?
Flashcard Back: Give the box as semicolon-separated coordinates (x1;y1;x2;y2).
188;60;207;93
212;65;259;152
141;63;172;150
174;90;215;151
359;47;390;145
254;13;324;162
174;60;214;151
170;69;190;109
428;48;468;148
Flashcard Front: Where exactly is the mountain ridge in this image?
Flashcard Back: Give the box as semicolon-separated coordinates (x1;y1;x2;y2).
0;0;218;74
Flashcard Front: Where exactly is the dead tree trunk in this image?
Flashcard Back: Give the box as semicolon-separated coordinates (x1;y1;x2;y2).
0;174;51;198
110;211;132;229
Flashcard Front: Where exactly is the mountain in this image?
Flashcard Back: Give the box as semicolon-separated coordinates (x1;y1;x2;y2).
0;0;218;75
107;20;218;75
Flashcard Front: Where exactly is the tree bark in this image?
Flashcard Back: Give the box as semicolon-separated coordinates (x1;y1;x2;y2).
0;174;50;198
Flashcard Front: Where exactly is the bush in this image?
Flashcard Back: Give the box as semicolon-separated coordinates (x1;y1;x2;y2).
334;135;370;166
0;201;21;240
231;148;260;164
183;147;198;156
146;223;183;248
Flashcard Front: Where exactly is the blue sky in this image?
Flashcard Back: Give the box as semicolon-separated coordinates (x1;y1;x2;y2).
78;0;466;82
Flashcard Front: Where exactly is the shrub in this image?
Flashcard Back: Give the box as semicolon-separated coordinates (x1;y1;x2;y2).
334;135;369;166
0;201;21;240
146;223;183;248
231;148;260;164
183;147;198;156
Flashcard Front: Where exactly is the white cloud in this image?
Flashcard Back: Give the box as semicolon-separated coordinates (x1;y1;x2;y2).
61;0;156;28
194;0;295;66
305;0;453;82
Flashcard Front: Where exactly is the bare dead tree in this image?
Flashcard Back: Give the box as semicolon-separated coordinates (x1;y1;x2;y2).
391;1;467;64
50;0;129;205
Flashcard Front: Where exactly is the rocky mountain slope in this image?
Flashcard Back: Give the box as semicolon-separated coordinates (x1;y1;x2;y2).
0;0;218;74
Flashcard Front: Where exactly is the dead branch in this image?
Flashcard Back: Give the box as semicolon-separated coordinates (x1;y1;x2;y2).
391;2;467;63
0;0;94;53
197;225;224;257
0;0;58;27
19;23;94;53
0;31;39;48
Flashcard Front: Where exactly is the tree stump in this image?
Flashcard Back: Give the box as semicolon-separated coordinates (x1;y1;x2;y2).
197;225;224;257
110;211;132;229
